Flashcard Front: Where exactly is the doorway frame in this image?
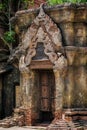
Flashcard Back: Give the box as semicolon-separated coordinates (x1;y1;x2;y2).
38;69;55;123
19;59;66;125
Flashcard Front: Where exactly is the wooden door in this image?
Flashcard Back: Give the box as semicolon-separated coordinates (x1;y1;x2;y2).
39;70;55;112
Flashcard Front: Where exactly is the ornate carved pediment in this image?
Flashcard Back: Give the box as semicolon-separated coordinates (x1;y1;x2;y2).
8;4;67;72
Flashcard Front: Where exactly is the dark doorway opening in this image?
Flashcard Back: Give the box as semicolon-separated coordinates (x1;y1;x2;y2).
40;111;54;122
38;70;55;123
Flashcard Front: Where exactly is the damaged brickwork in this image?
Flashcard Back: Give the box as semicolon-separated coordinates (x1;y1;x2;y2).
0;3;87;130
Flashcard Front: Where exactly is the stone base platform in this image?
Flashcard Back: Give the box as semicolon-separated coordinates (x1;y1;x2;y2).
47;119;87;130
64;109;87;121
47;109;87;130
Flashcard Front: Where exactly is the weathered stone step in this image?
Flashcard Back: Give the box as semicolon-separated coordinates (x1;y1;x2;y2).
47;119;85;130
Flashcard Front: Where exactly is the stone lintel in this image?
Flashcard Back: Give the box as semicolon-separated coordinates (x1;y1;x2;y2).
30;60;53;69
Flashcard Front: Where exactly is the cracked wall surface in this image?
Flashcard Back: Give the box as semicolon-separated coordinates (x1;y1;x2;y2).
0;3;87;125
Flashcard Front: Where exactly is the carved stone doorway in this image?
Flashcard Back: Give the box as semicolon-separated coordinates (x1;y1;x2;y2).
38;70;55;122
9;5;68;125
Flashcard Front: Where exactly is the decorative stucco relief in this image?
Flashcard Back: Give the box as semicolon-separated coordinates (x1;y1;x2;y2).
9;4;67;71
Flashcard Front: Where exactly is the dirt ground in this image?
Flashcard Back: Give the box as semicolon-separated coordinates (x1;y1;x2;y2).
0;126;46;130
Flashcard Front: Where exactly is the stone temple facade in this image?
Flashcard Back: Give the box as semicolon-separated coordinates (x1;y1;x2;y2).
0;3;87;128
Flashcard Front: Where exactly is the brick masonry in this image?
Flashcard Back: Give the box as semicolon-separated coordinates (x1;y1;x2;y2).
0;3;87;129
29;0;46;9
13;4;87;126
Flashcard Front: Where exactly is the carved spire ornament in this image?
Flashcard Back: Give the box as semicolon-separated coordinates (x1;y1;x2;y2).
8;4;67;72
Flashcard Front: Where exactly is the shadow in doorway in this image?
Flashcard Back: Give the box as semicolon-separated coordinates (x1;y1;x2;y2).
40;111;53;123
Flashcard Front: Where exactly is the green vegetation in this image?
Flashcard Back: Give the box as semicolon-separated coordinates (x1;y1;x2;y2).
0;0;86;52
0;0;35;51
21;0;34;9
3;31;15;45
0;4;4;11
0;0;15;52
47;0;87;5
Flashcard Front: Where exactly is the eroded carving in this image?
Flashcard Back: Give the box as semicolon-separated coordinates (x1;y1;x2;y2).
8;4;67;72
19;55;30;73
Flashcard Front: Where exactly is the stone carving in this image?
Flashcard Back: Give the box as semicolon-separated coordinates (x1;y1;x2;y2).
8;4;67;72
19;55;30;73
54;53;68;70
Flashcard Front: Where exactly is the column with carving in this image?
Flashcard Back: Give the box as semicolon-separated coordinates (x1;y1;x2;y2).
53;54;67;120
19;55;35;125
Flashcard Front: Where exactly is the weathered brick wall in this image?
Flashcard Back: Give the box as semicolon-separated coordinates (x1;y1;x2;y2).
29;0;46;8
34;0;46;5
12;4;87;125
1;67;20;118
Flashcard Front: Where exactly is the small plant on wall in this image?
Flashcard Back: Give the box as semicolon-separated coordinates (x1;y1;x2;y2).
47;0;86;5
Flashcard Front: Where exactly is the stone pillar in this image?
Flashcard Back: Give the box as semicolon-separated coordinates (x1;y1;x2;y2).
67;67;74;109
20;70;35;125
53;69;66;119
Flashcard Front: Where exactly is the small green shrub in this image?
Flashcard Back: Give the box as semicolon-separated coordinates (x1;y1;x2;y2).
3;31;15;44
0;3;6;11
47;0;87;5
48;0;63;4
0;4;4;11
